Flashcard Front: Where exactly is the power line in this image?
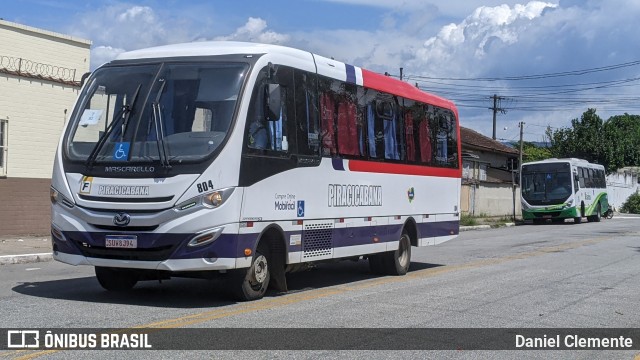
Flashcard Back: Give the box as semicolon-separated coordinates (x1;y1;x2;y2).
404;59;640;82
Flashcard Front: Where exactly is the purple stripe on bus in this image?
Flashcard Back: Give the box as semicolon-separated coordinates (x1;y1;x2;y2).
345;64;356;84
58;221;459;261
332;158;345;171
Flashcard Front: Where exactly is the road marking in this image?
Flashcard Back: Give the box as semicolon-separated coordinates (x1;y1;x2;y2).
7;235;616;359
25;268;40;271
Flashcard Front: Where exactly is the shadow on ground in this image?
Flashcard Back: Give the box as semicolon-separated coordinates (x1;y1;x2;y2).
12;260;443;309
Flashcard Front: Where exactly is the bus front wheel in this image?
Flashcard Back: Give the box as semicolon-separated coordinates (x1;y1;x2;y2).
229;243;270;301
95;266;138;291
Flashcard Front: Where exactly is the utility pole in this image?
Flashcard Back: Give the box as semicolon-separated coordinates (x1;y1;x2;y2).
490;94;506;139
519;121;524;170
513;121;525;223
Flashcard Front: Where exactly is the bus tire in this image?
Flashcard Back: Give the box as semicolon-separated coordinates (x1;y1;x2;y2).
373;231;411;276
230;243;270;301
95;266;138;291
588;203;602;222
574;216;582;224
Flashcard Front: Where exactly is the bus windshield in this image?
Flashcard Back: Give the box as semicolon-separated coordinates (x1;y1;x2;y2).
521;162;572;205
65;62;248;166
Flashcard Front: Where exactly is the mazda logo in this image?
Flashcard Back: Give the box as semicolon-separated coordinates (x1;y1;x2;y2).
113;212;131;227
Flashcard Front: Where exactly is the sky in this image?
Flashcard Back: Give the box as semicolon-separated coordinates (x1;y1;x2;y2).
3;0;640;142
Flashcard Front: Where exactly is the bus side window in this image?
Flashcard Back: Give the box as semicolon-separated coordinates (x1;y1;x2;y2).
245;65;294;154
294;70;320;156
578;167;586;188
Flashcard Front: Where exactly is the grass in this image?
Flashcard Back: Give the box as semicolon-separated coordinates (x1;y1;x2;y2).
460;214;479;226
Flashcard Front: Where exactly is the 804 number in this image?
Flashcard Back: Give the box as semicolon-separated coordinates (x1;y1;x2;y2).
197;180;215;193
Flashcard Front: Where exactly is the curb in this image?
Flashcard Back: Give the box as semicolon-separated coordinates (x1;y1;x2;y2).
460;222;516;232
0;253;53;265
460;225;491;231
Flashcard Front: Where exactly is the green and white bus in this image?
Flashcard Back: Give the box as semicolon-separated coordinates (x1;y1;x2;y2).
521;158;609;224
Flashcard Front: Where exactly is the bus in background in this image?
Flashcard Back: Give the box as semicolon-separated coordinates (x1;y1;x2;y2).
521;158;608;224
50;41;461;301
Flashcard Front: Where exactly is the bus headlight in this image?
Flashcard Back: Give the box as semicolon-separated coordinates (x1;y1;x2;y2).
175;187;235;211
50;186;75;208
564;199;574;208
205;192;224;208
521;200;531;211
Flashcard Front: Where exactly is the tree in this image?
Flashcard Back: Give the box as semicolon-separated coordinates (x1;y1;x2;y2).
549;108;606;165
603;114;640;172
548;108;640;173
620;192;640;214
521;141;551;162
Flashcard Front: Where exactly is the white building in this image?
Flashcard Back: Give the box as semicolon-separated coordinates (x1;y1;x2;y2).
0;20;91;235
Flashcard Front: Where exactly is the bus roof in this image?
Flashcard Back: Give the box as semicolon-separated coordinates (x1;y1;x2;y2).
522;158;604;169
114;41;457;113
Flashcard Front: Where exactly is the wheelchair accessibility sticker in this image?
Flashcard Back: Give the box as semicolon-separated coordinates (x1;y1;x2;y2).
113;142;130;161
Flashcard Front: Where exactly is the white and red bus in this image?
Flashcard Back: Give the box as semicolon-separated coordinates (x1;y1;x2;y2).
50;41;461;300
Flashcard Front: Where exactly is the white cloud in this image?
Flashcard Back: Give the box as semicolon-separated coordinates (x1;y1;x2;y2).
90;46;126;68
320;0;558;17
214;17;289;44
411;1;558;76
69;4;206;69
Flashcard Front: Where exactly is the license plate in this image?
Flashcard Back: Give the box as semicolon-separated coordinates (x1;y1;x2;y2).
543;215;552;219
105;235;137;248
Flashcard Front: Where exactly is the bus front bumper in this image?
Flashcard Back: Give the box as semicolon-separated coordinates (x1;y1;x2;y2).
522;207;578;220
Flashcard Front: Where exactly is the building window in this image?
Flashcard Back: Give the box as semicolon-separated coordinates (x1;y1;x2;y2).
0;118;7;176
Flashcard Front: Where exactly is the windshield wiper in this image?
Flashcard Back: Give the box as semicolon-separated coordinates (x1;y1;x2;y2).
85;84;142;169
151;79;171;169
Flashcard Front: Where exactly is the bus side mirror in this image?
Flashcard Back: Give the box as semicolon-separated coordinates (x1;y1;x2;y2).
264;84;282;121
574;174;580;190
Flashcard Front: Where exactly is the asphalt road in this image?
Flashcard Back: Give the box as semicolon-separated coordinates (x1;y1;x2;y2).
1;217;639;359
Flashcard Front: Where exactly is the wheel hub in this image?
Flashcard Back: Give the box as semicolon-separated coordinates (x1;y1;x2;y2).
251;254;268;284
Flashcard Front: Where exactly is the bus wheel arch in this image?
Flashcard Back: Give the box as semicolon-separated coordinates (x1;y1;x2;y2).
403;218;419;247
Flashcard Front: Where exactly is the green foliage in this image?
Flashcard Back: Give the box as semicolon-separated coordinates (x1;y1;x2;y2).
549;108;606;164
522;141;551;162
460;214;478;226
603;114;640;172
549;109;640;173
620;192;640;214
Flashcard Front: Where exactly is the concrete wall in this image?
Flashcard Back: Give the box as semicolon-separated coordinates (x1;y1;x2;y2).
0;20;90;235
607;170;639;210
0;20;90;80
462;183;521;217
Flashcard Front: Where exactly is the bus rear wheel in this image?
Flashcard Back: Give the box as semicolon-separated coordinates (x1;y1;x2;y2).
95;266;138;291
588;204;602;222
369;232;411;276
229;243;270;301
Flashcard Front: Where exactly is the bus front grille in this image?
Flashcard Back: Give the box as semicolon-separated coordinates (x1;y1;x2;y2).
533;211;562;218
